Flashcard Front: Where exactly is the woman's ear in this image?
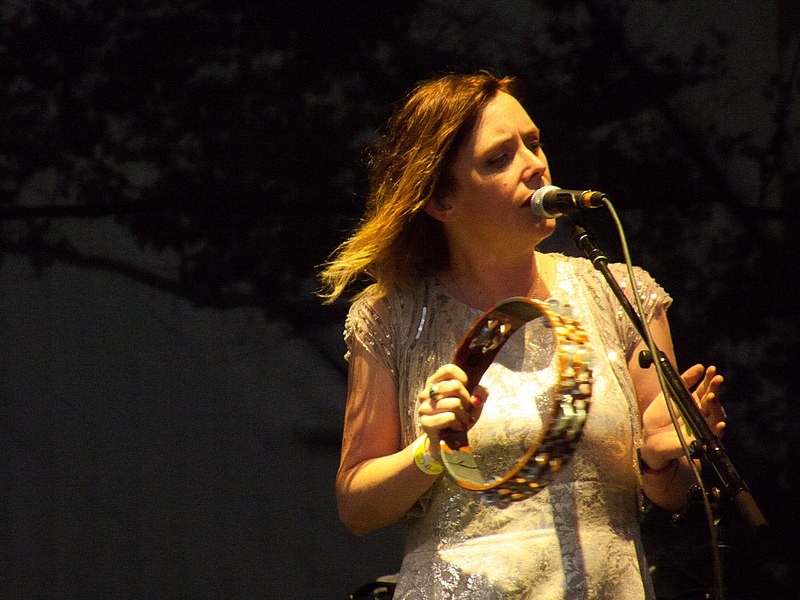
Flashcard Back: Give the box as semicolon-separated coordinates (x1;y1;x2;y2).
423;196;456;222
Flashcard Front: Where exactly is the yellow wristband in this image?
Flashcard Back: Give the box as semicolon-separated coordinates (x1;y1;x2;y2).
412;435;444;475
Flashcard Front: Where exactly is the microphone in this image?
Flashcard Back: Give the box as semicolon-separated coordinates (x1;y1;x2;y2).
531;185;608;218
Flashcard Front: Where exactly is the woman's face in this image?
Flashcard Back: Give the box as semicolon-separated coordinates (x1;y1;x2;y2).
440;92;555;249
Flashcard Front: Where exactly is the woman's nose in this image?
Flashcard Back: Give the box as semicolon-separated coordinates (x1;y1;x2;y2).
522;148;547;180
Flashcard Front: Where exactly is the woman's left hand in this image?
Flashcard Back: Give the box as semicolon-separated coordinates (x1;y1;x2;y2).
639;364;726;471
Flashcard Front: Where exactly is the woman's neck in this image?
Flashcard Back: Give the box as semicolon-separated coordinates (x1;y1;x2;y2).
443;249;551;311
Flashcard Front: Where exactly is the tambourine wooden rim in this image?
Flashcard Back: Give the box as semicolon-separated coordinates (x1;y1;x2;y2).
439;297;594;506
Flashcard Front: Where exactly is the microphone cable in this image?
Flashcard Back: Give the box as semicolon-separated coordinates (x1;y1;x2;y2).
599;196;725;600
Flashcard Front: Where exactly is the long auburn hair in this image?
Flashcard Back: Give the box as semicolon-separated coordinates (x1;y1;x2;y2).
318;72;519;304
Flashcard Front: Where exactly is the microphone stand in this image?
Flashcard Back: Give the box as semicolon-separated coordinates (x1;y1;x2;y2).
564;210;767;533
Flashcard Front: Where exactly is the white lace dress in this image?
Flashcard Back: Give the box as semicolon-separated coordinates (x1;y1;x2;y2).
344;254;672;599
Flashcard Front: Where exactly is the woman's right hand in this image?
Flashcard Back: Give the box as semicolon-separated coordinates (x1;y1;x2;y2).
418;364;488;459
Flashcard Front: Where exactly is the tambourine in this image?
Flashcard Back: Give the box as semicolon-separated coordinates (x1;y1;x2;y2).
439;297;594;507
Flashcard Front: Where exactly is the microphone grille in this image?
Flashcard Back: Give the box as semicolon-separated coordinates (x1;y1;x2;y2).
532;185;560;203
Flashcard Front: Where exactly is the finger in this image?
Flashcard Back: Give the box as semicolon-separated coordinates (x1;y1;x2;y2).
435;379;472;405
419;392;460;414
701;366;721;397
680;364;706;389
696;366;714;397
708;373;724;396
698;368;724;410
421;364;471;402
421;411;465;432
696;394;727;442
452;400;475;429
424;379;452;402
431;363;469;386
422;392;476;429
704;392;727;420
419;379;456;404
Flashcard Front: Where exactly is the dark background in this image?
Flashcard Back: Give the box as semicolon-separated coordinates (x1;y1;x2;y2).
1;1;797;598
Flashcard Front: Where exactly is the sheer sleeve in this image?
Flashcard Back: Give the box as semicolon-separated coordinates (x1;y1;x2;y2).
343;288;398;378
606;264;673;358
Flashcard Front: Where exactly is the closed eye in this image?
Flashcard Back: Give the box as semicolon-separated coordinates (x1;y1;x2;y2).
525;138;542;154
487;152;511;167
